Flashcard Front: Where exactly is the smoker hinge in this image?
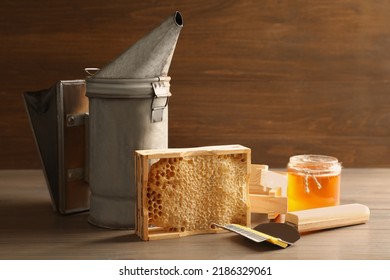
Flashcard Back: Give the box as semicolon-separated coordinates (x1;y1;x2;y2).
66;113;88;127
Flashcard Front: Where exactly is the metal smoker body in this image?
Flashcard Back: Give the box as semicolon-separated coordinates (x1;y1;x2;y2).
86;77;171;228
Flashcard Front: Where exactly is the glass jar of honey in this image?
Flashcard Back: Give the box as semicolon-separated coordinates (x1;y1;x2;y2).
287;154;342;212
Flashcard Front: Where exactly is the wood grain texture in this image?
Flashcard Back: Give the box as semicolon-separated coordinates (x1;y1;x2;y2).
1;0;390;168
0;169;389;259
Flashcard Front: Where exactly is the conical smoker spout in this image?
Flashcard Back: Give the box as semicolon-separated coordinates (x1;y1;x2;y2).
94;11;183;79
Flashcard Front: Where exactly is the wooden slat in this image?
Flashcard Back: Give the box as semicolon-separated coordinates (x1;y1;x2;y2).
250;195;287;216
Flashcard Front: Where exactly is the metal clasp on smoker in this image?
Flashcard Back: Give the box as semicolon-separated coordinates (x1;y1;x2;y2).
151;78;171;123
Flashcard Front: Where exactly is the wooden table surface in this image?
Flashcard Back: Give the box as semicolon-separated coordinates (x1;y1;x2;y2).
0;169;389;260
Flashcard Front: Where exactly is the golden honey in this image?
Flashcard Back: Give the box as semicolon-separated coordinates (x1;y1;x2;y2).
287;155;341;212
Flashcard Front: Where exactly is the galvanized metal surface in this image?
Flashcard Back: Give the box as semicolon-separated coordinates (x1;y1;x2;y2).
87;82;169;228
94;11;183;79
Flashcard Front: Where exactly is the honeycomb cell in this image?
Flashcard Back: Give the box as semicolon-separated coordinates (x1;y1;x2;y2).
145;154;248;232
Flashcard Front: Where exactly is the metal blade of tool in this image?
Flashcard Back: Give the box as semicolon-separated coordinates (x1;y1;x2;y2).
212;223;291;249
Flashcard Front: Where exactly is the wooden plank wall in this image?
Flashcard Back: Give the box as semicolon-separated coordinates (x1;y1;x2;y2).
1;0;389;169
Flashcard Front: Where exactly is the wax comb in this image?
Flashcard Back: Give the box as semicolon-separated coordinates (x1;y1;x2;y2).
212;223;292;249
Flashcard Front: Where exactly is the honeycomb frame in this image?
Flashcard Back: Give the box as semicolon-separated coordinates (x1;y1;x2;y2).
135;145;251;240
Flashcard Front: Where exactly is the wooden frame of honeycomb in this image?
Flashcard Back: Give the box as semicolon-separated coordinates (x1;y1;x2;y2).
135;145;251;240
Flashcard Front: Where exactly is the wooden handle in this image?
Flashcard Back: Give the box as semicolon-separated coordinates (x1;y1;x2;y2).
285;203;370;233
